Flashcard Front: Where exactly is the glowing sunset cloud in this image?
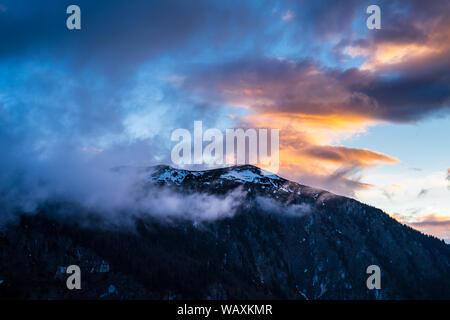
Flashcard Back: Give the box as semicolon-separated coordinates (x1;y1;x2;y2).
391;213;450;243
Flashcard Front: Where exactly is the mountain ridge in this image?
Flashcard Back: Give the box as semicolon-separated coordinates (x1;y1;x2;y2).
0;164;449;299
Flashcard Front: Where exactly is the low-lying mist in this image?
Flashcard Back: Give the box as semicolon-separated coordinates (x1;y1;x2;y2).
0;152;247;227
0;145;313;230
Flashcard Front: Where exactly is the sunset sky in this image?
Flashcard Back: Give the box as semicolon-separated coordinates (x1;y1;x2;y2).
0;0;449;241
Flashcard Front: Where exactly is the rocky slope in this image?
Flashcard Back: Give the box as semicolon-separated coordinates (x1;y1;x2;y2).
0;165;449;299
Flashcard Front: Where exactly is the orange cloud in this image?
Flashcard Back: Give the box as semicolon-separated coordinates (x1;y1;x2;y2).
344;16;450;73
350;43;442;71
392;213;450;243
235;111;397;196
302;145;398;167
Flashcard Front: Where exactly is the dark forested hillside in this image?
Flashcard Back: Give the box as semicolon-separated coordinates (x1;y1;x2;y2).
0;165;449;299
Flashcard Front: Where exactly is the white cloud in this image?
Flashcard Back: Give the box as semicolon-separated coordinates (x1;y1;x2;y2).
282;10;295;21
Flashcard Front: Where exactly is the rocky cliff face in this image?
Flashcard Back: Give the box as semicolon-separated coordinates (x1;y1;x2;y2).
0;165;449;299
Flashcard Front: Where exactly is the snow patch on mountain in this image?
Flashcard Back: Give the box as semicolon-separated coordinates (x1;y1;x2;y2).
220;168;281;184
156;168;189;185
220;169;264;183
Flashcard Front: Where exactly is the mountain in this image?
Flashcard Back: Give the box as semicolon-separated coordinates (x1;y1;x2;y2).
0;165;449;299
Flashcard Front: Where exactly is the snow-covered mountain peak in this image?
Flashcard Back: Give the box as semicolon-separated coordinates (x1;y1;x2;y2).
150;164;284;186
219;165;281;183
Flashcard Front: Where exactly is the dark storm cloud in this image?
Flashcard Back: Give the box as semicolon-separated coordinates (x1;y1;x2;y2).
340;66;450;122
0;0;266;76
273;0;448;51
330;0;450;48
184;56;450;123
372;0;449;43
